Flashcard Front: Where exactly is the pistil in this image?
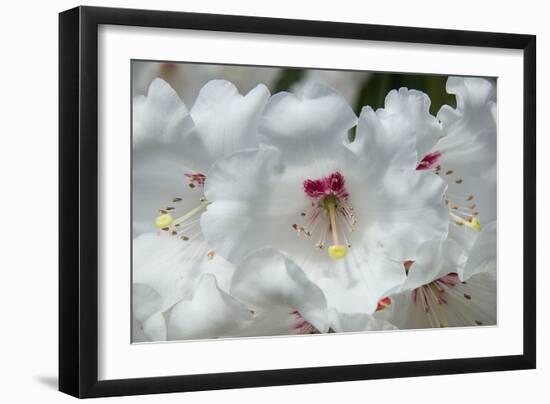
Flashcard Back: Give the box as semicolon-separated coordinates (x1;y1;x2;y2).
155;198;209;233
325;196;347;260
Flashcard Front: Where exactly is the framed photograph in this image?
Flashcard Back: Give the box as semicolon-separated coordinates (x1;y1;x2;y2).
59;6;536;398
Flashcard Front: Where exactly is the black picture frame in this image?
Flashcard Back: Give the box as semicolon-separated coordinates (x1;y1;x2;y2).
59;5;536;398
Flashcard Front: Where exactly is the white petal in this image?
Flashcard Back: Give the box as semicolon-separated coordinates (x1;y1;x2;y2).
258;82;357;164
201;147;305;264
435;77;496;177
132;78;191;146
348;168;449;260
350;88;442;168
132;317;150;343
460;221;497;281
230;248;329;332
175;80;270;173
141;312;168;341
167;274;252;340
132;283;167;341
291;71;370;106
400;239;464;292
385;88;443;160
133;233;236;310
313;250;406;314
328;309;397;332
133;283;162;322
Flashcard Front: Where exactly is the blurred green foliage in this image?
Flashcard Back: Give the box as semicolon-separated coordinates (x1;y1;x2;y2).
273;68;456;116
272;69;306;94
355;73;456;116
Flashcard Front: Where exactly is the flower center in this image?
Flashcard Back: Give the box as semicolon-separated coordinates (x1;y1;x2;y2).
417;151;481;232
410;272;484;328
293;171;356;260
412;273;458;328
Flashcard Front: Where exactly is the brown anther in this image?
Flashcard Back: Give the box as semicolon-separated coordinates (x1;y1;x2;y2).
189;183;195;188
181;235;189;241
445;170;454;175
467;195;474;201
172;197;182;202
207;250;216;259
464;293;472;300
475;320;483;326
161;227;170;231
300;212;306;216
165;207;175;211
468;204;477;209
292;224;298;230
171;231;177;236
455;179;463;184
455;221;464;226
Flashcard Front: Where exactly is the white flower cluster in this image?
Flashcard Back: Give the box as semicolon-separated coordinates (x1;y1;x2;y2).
132;75;497;342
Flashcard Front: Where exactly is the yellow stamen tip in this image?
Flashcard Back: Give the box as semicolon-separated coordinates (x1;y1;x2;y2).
155;213;173;229
328;245;347;260
467;217;481;232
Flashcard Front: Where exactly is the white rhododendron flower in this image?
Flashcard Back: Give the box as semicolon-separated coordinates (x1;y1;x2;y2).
133;77;270;237
132;78;271;340
370;78;497;329
416;77;496;240
375;222;496;329
201;83;449;315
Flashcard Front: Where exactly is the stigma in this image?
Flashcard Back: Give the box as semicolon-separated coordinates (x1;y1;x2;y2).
293;171;355;260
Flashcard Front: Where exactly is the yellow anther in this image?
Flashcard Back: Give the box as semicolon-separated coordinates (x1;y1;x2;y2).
328;245;347;260
155;213;173;229
466;217;481;232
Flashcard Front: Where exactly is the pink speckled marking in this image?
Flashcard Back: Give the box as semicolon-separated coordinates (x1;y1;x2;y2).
303;171;349;201
416;151;443;170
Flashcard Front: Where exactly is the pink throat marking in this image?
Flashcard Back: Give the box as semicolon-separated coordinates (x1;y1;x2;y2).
291;310;316;334
303;171;349;201
412;272;459;308
416;151;443;171
185;172;206;187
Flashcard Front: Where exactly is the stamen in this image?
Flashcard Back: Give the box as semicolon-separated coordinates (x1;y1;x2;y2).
450;212;481;231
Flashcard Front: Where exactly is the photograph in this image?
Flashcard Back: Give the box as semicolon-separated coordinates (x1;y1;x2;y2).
131;61;497;343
